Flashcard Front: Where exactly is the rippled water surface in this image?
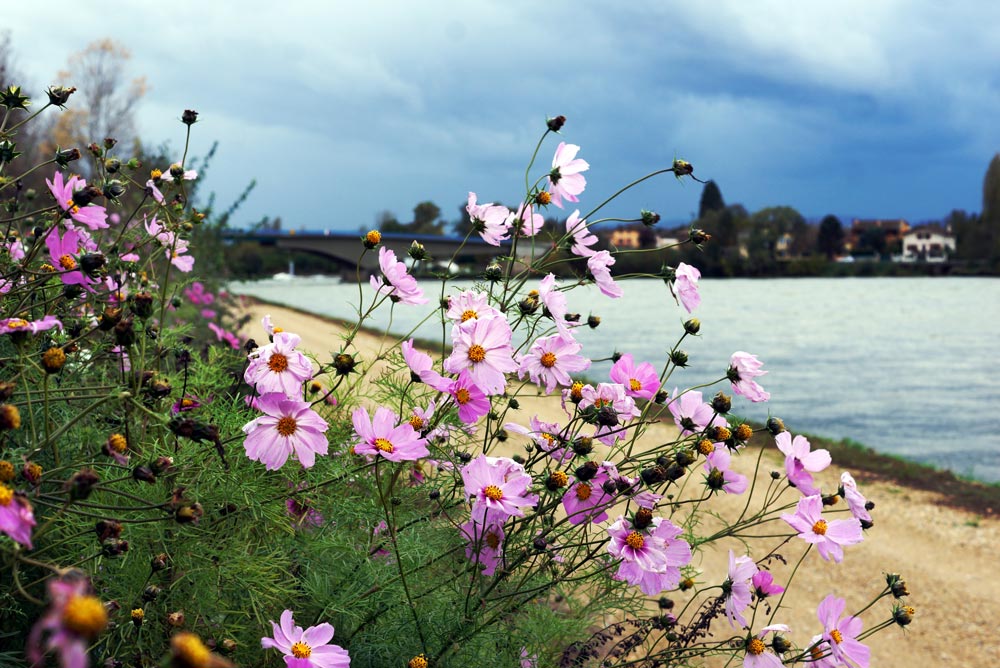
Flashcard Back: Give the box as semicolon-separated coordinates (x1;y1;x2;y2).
232;276;1000;482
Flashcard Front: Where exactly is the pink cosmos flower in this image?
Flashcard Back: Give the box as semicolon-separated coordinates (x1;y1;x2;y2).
782;495;863;563
673;262;701;313
668;389;727;436
208;322;241;349
467;192;510;246
245;332;314;399
0;315;63;336
448;371;491;424
201;309;218;320
401;339;449;390
444;316;517;395
45;227;97;289
446;290;500;324
565;210;597;257
162;163;198;182
27;575;107;668
729;352;770;402
352;406;429;462
724;551;759;628
461;455;538;522
242;393;330;470
286;494;324;530
579;383;640;446
840;472;872;524
407;400;436;436
168;238;195;272
520;648;538;668
4;238;25;260
517;333;591;394
587;250;623;298
171;395;203;414
370;246;428;305
111;345;131;372
0;484;36;548
815;594;870;668
507;202;544;236
504;417;573;464
261;609;351;668
607;515;692;596
46;171;108;230
537;273;573;337
743;624;791;668
705;448;748;495
184;281;215;305
775;431;831;497
547;142;589;208
460;518;505;576
562;462;618;526
610;354;660;400
752;571;784;599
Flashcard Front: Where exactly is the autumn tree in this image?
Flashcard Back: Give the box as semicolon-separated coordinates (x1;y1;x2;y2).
698;180;725;219
817;214;844;259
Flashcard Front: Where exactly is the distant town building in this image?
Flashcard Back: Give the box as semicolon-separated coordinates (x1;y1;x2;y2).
608;227;641;249
846;218;910;252
900;225;956;262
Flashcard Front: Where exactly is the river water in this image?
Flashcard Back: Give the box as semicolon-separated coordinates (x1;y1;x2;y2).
231;276;1000;482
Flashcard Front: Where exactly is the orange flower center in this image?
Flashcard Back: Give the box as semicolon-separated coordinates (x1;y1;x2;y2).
6;319;28;329
364;230;382;245
276;416;297;437
409;415;425;430
0;486;12;506
812;519;828;535
629;378;642;392
625;531;645;550
59;254;77;270
150;169;162;179
570;381;584;400
575;483;592;501
697;439;715;455
540;432;556;447
747;638;766;655
483;484;503;501
540;352;557;368
467;344;486;363
460;309;478;322
108;434;127;453
455;388;471;404
830;629;843;644
291;641;312;658
485;531;501;549
61;595;108;637
267;352;289;373
375;438;394;453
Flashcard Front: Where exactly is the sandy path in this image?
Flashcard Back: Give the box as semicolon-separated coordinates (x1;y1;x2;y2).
240;300;1000;666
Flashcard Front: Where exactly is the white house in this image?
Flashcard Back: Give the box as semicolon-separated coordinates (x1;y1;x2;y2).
900;226;956;262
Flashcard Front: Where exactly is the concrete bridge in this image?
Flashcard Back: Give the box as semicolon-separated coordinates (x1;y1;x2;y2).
221;229;511;274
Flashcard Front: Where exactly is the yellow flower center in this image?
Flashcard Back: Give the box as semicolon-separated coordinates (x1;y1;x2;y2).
6;319;28;329
108;433;127;453
467;344;486;364
171;633;211;667
812;519;828;535
628;378;642;392
0;485;12;506
150;169;163;179
59;254;77;270
0;461;13;482
364;230;381;245
697;439;715;455
485;531;501;549
830;629;843;644
276;416;298;437
747;638;766;655
540;352;557;368
267;352;289;373
40;263;56;273
291;641;312;658
714;426;732;441
375;438;394;453
570;381;584;400
550;470;568;487
575;483;592;501
455;388;471;404
408;655;429;668
483;484;503;501
61;595;108;637
409;415;425;430
181;398;196;408
625;531;645;550
131;608;144;622
536;190;552;205
540;432;556;447
736;423;754;441
460;309;478;322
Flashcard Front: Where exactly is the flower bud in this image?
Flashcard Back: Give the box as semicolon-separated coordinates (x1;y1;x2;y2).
0;85;30;110
220;639;237;654
407;240;429;260
167;611;186;627
181;109;199;126
766;417;786;435
55;147;82;166
103;137;117;150
601;479;618;495
95;519;123;542
518;296;539;315
484;263;503;282
22;461;42;484
641;209;660;227
575;461;599;482
669;350;688;367
710;392;731;414
534;190;552;206
689;228;711;245
771;634;792;654
332;352;357;376
532;534;548;550
101;538;129;557
131;292;154;319
46;85;76;107
151;553;169;571
0;460;13;483
132;465;156;484
79;252;107;278
640;466;667;485
0;139;20;163
41;347;67;374
673;159;694;176
142;585;161;602
67;468;100;500
546;115;566;132
114;317;136;346
175;503;203;524
571;436;593;456
675;449;696;468
130;608;144;627
362;230;381;249
99;307;122;330
654;390;669;404
587;314;601;329
892;604;915;627
683;318;701;335
633;507;653;530
0;382;14;401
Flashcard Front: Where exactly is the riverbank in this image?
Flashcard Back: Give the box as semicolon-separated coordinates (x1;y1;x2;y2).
237;296;1000;666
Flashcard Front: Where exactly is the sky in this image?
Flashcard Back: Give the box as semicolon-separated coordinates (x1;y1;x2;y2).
5;1;1000;231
